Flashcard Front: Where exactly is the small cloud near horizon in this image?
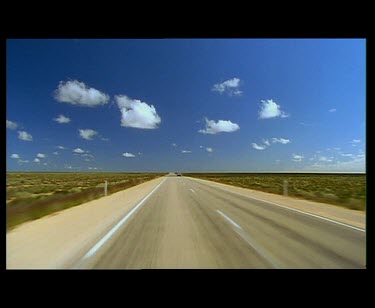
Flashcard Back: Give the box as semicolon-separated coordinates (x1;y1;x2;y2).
199;118;240;134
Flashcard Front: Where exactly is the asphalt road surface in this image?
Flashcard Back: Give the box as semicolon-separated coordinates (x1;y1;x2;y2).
75;175;366;269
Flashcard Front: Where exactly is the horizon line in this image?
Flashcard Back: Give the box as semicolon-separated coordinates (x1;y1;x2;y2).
6;170;366;174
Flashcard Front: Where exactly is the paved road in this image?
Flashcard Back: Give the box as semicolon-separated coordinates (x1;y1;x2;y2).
76;175;366;269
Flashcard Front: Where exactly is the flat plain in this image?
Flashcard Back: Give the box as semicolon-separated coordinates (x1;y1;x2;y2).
184;173;366;211
6;172;366;230
6;172;165;229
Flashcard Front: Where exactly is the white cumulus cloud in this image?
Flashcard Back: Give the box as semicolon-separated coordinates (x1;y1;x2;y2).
252;137;290;151
82;153;94;158
53;114;71;124
306;151;365;172
37;153;46;158
18;131;33;141
79;129;98;140
57;145;67;150
340;153;353;157
212;78;242;96
318;156;333;162
292;154;304;162
34;158;40;163
115;95;161;129
198;118;240;134
10;154;20;159
123;152;135;158
329;108;337;113
54;80;109;107
73;148;85;154
272;138;290;144
6;120;18;129
199;145;213;152
181;150;192;153
259;99;289;119
350;139;361;147
251;143;267;150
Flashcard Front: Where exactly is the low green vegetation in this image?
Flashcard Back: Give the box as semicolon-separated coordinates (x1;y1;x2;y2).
7;172;366;230
184;173;366;211
6;172;166;230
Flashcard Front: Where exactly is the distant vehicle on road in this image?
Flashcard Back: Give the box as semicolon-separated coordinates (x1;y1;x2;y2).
176;173;182;176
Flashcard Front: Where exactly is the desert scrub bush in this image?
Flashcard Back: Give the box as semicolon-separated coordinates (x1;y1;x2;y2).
6;172;165;229
185;173;366;211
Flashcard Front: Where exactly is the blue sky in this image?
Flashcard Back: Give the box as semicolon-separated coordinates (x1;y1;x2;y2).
6;39;366;172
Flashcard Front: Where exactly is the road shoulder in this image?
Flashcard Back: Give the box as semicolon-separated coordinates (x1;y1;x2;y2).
187;177;365;230
6;176;166;269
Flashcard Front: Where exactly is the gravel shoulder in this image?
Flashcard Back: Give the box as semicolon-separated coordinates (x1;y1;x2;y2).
6;177;165;269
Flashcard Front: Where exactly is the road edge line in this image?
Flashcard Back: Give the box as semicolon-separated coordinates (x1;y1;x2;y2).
72;177;167;268
190;177;365;233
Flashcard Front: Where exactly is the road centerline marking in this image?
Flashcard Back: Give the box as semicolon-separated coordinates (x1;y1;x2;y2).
233;228;280;269
216;210;241;229
191;178;365;233
216;209;280;268
73;177;167;268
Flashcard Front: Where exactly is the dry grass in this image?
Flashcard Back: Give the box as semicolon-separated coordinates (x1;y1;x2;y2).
185;173;366;211
6;172;166;229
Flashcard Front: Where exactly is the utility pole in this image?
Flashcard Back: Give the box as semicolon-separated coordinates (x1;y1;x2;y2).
283;179;288;196
104;180;108;196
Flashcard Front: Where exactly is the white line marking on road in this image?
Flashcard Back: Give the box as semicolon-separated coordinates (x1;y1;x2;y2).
237;193;366;232
233;228;280;269
216;209;280;268
216;210;241;229
73;178;167;268
189;188;196;194
192;178;365;233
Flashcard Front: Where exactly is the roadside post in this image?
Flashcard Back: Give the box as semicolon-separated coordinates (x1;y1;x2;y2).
104;180;108;196
283;179;288;196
